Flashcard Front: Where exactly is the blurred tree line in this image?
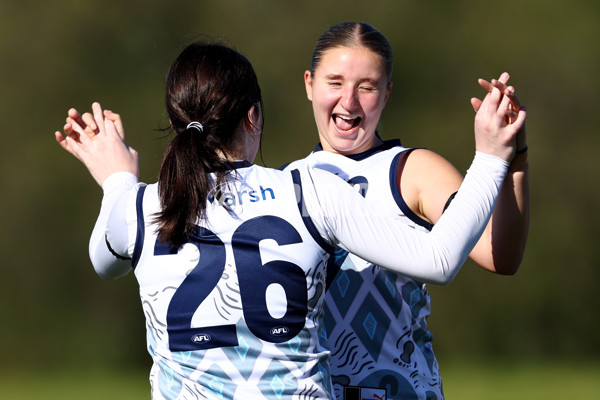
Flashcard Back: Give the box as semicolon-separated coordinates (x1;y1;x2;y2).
1;0;598;373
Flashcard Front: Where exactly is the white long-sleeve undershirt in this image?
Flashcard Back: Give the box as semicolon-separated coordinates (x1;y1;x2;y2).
89;152;507;284
299;151;507;284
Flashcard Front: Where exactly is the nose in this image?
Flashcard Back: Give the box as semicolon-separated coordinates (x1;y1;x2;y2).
341;87;358;110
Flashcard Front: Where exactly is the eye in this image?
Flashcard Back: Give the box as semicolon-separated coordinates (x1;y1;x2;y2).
327;81;342;88
359;85;377;92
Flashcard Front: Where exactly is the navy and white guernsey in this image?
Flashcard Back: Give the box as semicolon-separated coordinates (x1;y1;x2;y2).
285;140;445;400
89;154;508;399
129;163;335;399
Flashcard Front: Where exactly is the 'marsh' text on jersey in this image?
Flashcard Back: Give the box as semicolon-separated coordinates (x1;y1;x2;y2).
209;185;276;207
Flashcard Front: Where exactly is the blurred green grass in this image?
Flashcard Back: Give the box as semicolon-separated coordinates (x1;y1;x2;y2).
441;359;600;399
1;360;598;399
0;368;149;400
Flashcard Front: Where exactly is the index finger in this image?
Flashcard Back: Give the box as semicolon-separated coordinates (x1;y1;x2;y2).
91;102;106;135
491;79;521;113
478;78;521;113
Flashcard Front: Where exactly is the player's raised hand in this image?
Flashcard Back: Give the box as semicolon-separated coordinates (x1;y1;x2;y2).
55;102;139;186
471;72;521;119
471;72;527;154
103;109;126;140
61;106;126;141
473;84;526;162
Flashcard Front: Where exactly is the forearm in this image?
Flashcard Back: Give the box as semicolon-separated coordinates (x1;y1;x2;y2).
473;152;530;274
308;153;508;285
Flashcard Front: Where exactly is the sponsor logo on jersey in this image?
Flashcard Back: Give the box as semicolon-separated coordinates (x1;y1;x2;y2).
270;326;289;336
209;184;276;208
191;333;212;343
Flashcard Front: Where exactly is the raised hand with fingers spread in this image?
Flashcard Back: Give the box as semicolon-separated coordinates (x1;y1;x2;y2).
474;84;526;162
55;102;138;186
472;72;528;156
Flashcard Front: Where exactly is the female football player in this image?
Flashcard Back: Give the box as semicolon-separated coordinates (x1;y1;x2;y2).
284;21;529;399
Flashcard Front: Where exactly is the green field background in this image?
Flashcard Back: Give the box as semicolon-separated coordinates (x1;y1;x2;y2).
1;0;599;397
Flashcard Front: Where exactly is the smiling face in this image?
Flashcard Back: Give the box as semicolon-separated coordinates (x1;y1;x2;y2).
305;46;392;155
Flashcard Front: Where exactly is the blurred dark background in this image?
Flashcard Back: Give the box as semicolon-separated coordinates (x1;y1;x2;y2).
1;0;598;374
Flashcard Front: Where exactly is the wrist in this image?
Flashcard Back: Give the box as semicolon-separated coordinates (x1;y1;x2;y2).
102;171;139;191
515;145;528;155
509;148;529;172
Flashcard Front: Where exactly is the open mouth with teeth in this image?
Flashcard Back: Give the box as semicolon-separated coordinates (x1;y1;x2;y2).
333;114;361;132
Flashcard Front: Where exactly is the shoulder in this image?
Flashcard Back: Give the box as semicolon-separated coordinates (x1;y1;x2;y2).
401;149;463;183
399;149;464;223
403;148;453;166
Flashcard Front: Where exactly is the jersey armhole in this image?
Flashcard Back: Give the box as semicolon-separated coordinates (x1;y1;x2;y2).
131;184;148;269
290;169;336;254
443;191;458;212
390;149;434;231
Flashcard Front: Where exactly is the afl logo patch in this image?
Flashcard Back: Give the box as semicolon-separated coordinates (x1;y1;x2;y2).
270;326;289;336
191;334;211;343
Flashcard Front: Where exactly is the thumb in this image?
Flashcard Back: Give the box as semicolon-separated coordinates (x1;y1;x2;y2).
471;97;482;112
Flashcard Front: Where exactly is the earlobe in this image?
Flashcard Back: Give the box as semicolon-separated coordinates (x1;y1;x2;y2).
304;70;313;101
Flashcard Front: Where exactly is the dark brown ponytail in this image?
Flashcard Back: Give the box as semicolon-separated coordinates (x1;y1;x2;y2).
155;42;262;247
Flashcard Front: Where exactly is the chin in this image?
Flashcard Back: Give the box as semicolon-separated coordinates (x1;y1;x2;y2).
331;144;362;155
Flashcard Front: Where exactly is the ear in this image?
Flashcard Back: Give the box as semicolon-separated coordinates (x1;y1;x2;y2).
247;104;263;135
304;70;313;101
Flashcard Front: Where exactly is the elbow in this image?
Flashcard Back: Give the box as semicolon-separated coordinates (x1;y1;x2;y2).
490;251;525;276
432;275;455;286
493;259;521;276
96;269;119;281
420;256;462;286
472;249;524;276
425;271;457;286
94;266;118;280
93;262;131;281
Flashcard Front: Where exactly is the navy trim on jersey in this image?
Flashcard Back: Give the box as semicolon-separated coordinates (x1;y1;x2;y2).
290;169;335;253
278;161;291;171
389;150;434;231
204;160;252;172
229;160;252;170
312;139;403;162
131;184;147;269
